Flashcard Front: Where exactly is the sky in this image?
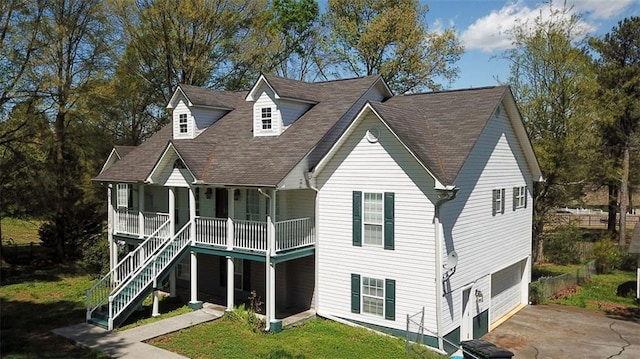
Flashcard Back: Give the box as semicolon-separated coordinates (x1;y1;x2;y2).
423;0;640;89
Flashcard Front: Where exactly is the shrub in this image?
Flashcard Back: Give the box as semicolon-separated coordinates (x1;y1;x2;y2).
80;229;110;278
529;281;546;305
225;305;265;332
592;239;623;274
543;225;582;265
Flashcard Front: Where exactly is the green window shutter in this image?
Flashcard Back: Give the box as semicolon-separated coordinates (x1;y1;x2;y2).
385;279;396;320
243;259;251;291
501;189;506;214
512;187;518;211
353;191;362;247
219;256;227;287
384;192;394;250
492;190;497;216
524;186;528;208
351;274;361;313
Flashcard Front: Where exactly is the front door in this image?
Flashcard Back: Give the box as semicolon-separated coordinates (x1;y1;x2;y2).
216;188;228;218
461;288;473;341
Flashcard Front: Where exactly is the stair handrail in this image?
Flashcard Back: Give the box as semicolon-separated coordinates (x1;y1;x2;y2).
108;221;193;326
86;220;171;320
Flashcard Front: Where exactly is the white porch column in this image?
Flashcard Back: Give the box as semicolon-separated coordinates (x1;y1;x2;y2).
107;184;116;270
226;256;235;311
266;189;277;330
226;188;235;249
169;187;176;235
169;268;177;298
138;184;145;238
189;186;196;240
188;251;202;309
152;283;160;317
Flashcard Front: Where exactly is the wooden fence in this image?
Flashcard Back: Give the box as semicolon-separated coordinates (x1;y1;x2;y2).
554;213;639;228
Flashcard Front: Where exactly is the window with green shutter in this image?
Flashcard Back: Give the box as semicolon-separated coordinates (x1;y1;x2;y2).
385;279;395;320
353;274;396;320
353;191;394;249
351;274;361;313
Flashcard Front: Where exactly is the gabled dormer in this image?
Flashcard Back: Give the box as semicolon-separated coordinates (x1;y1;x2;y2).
245;74;318;137
166;84;235;140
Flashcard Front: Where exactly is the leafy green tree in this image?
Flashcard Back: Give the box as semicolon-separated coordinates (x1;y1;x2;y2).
590;17;640;246
324;0;462;93
504;6;600;262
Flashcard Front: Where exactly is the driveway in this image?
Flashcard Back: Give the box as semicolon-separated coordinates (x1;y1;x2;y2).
482;304;640;358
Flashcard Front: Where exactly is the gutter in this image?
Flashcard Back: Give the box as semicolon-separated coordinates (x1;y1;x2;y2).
434;187;458;351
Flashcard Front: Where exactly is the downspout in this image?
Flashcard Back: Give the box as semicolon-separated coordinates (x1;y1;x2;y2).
434;187;458;351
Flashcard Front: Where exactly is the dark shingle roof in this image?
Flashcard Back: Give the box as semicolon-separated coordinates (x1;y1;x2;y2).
178;84;237;109
114;145;135;159
96;76;381;185
375;86;508;184
262;74;320;103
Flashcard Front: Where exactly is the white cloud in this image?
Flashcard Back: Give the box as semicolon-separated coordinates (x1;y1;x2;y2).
567;0;638;20
460;0;636;53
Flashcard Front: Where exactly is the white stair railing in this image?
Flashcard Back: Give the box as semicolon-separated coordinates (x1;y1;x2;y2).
86;220;170;320
107;221;192;329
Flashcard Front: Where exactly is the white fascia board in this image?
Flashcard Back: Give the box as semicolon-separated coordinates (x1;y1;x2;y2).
166;87;192;109
311;102;448;190
191;104;233;111
245;74;280;102
502;90;544;182
98;147;120;175
145;142;198;184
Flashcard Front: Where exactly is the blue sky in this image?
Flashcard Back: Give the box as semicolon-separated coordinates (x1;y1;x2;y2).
424;0;640;89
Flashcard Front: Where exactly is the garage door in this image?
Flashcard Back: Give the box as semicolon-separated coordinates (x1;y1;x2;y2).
491;260;524;323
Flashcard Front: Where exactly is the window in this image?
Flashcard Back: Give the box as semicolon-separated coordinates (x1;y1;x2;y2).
173;158;186;169
513;186;527;210
234;258;244;290
362;277;384;316
246;190;260;221
176;261;190;280
195;187;200;217
492;189;506;216
363;193;383;245
351;274;395;320
261;107;272;130
353;191;394;249
179;113;188;133
116;184;131;209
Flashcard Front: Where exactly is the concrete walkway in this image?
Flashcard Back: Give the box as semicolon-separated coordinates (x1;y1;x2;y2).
52;304;223;358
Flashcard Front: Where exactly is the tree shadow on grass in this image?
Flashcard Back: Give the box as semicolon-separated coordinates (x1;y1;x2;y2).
0;299;110;358
1;261;87;286
259;348;306;359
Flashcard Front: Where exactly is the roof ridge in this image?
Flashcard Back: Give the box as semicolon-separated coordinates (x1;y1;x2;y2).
396;85;507;97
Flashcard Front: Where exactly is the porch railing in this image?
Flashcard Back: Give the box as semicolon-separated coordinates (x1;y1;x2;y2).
114;209;168;237
234;220;268;251
115;209;138;236
275;218;315;251
195;217;227;246
193;216;315;253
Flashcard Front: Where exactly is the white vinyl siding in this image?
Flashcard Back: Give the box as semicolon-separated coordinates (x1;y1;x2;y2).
148;149;194;187
173;101;193;139
316;112;438;332
438;100;533;335
254;89;280;136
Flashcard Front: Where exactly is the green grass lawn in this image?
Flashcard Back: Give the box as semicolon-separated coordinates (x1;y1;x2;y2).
553;270;639;315
532;263;582;279
0;263;108;358
149;315;447;359
1;217;43;244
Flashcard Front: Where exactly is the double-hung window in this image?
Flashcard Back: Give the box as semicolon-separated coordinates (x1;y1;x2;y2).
363;193;383;245
362;277;384;316
116;183;131;209
513;186;527;210
351;274;395;320
353;191;394;249
261;107;272;130
179;113;188;133
492;188;505;215
246;190;261;221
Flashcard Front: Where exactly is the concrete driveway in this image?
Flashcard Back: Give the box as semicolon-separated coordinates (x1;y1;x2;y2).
482;304;640;358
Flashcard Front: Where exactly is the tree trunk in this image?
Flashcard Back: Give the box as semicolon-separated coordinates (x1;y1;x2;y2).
619;146;630;246
607;182;618;236
54;109;66;261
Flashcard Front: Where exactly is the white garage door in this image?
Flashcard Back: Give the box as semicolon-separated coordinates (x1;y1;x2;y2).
491;260;524;323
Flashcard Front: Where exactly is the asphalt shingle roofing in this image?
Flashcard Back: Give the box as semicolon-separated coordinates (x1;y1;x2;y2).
95;76;509;188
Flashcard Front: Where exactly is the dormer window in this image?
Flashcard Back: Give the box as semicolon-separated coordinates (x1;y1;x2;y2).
173;158;186;169
261;107;272;130
179;114;188;133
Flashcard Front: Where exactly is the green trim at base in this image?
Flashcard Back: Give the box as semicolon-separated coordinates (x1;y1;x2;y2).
188;301;203;310
345;318;439;349
473;310;489;339
269;319;283;333
443;327;459;354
